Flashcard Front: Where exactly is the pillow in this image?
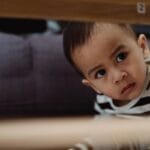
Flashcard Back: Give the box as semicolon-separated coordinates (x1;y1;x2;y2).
0;33;32;78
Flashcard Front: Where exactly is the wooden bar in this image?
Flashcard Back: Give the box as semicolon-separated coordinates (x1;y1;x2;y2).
0;0;150;24
0;117;150;149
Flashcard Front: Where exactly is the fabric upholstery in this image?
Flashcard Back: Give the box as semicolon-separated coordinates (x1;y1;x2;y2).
0;32;95;117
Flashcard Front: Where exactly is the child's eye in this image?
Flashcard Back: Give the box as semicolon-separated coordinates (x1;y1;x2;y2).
116;52;127;63
95;69;106;79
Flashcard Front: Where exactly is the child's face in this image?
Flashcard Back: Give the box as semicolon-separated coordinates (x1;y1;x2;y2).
72;25;150;101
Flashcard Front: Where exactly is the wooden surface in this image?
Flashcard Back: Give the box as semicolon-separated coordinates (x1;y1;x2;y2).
1;116;150;149
0;0;150;24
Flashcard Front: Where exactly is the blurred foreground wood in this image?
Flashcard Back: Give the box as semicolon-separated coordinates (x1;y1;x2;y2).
0;116;150;149
0;0;150;24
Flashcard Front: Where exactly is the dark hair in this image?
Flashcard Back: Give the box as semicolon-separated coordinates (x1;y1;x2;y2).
63;21;136;76
63;21;94;75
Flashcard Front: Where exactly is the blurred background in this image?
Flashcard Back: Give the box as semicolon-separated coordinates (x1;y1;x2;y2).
0;18;96;118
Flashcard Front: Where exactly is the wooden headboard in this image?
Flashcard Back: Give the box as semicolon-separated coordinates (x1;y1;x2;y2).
0;0;150;24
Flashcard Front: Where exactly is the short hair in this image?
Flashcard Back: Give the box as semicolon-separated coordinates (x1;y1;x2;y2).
63;21;136;76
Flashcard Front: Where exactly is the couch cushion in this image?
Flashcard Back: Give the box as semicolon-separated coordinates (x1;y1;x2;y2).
0;33;36;116
0;32;95;117
0;33;32;77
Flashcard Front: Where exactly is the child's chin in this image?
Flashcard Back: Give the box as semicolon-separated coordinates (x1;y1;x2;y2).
120;92;141;101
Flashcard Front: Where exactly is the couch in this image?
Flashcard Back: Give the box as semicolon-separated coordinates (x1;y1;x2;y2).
0;31;95;117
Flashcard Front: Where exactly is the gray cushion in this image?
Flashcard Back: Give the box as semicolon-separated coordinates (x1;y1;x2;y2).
0;33;32;77
0;32;95;117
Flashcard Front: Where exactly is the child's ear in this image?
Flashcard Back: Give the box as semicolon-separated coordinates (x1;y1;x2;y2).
82;79;91;87
82;79;101;94
137;34;150;58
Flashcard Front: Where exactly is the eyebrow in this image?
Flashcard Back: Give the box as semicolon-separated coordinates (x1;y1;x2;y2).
87;44;125;76
88;64;102;76
110;44;125;59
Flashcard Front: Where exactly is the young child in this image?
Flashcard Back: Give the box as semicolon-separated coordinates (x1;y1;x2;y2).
63;22;150;117
63;22;150;149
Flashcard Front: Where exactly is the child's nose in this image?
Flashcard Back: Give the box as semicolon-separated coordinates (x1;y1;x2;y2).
111;69;127;84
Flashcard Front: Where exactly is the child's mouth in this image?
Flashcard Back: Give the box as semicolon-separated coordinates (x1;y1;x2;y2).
121;82;136;94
